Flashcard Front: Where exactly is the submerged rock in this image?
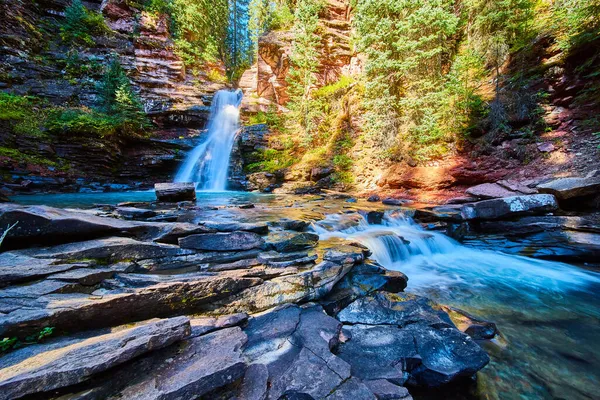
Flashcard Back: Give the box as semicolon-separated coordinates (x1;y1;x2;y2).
154;182;196;202
0;317;191;400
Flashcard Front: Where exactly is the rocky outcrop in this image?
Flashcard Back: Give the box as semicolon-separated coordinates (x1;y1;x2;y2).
239;0;356;109
0;201;491;399
537;170;600;207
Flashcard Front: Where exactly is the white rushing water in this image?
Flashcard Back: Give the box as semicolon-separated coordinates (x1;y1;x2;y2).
313;211;600;292
175;89;243;191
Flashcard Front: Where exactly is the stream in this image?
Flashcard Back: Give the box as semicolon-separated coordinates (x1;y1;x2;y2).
7;191;600;400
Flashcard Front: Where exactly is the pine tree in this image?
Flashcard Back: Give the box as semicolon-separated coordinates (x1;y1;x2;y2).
287;0;323;139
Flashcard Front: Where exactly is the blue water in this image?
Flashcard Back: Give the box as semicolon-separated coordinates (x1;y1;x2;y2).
8;190;279;209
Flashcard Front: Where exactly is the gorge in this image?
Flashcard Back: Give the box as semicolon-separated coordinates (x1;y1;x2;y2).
1;0;599;399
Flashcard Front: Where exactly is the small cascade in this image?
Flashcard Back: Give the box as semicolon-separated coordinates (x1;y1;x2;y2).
175;89;243;191
313;210;600;291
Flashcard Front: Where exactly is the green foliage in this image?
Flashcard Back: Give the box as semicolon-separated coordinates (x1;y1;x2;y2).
0;92;46;137
1;327;55;354
46;109;119;137
61;0;110;46
286;0;325;138
97;57;149;134
247;148;296;172
64;50;103;79
355;0;460;160
550;0;600;52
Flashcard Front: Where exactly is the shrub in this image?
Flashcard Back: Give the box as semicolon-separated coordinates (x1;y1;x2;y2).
61;0;110;46
0;92;46;136
97;56;149;133
46;109;119;137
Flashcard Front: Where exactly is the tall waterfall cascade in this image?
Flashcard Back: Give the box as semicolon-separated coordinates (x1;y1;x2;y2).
175;89;243;191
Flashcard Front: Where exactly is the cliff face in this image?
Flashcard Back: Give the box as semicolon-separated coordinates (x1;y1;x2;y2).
240;0;360;111
0;0;227;193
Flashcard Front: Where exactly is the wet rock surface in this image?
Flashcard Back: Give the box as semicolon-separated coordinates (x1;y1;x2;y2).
154;182;196;202
0;203;495;399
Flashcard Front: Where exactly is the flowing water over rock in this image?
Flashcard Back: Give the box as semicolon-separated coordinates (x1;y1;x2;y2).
4;192;600;399
314;212;600;399
175;89;243;190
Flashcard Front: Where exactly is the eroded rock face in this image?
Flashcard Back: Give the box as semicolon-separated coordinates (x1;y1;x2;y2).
111;326;248;400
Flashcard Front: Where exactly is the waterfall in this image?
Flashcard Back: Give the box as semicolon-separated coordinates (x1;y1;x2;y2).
175;89;243;191
312;211;600;292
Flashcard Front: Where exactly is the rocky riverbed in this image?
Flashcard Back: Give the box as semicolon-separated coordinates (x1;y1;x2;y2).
0;187;599;400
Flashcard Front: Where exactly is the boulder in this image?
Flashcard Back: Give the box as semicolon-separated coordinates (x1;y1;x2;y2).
266;232;319;252
337;292;453;327
179;231;265;251
0;204;208;248
537;174;600;201
336;293;489;387
367;195;381;202
154;182;196;202
461;194;558;220
274;218;310;232
0;317;191;400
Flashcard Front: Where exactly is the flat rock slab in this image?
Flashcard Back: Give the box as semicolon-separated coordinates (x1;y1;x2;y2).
0;275;261;338
154;182;196;202
200;221;269;234
466;183;517;199
179;231;265;251
111;326;247;400
461;194;558;220
0;316;191;400
0;204;210;248
18;237;195;263
267;232;319;253
0;253;88;287
537;175;600;201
